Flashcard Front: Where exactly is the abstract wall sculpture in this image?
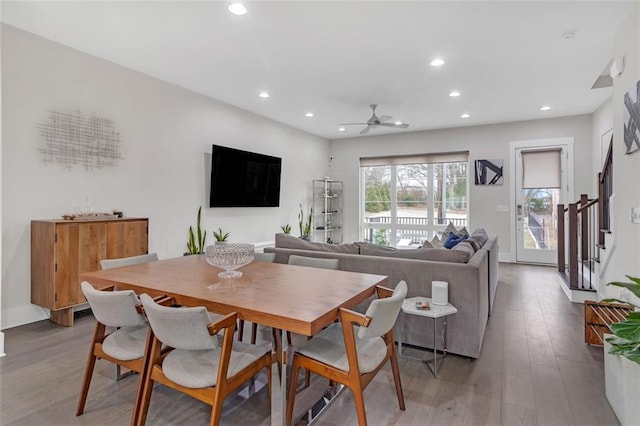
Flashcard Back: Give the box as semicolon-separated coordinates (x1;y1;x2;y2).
37;110;123;170
624;80;640;155
474;159;504;185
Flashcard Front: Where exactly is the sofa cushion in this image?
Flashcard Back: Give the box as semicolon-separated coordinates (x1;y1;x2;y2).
443;233;468;249
471;228;489;247
452;241;475;258
359;243;469;263
275;233;359;254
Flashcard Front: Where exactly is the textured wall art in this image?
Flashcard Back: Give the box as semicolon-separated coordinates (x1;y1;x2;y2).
37;110;123;170
474;159;504;185
624;80;640;155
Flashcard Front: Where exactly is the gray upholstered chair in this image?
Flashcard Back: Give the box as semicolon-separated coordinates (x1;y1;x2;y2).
286;281;408;426
253;252;276;263
76;281;152;416
287;254;339;270
238;251;277;344
100;252;159;270
99;252;160;380
137;294;273;426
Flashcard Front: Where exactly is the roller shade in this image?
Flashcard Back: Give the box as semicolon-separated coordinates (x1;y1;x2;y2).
360;151;469;167
521;148;562;189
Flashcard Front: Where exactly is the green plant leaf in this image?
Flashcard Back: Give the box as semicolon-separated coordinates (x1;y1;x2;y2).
627;312;640;321
626;275;640;286
608;279;640;301
624;350;640;365
601;298;630;305
610;321;640;341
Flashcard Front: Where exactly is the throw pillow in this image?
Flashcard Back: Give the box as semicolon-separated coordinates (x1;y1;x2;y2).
430;235;443;248
452;241;475;258
457;226;469;237
420;240;434;249
443;233;468;249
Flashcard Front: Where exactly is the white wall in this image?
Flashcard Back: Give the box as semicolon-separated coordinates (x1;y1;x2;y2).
1;25;330;329
599;4;640;304
329;115;594;261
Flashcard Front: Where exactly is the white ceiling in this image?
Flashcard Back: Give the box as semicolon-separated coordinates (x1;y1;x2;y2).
1;1;634;140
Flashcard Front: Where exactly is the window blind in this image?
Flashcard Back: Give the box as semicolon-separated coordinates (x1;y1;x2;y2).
359;150;469;167
521;148;562;189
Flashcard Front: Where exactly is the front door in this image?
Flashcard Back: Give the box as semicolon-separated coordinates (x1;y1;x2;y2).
514;141;571;264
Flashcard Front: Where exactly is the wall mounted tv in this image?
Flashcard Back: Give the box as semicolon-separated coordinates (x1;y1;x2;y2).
209;144;282;208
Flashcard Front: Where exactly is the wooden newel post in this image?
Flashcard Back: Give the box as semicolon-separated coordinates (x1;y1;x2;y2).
568;202;578;289
557;204;565;273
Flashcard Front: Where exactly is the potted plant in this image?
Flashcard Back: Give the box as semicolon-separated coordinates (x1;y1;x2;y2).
186;206;206;255
213;227;230;243
298;204;312;240
281;224;292;234
603;276;640;424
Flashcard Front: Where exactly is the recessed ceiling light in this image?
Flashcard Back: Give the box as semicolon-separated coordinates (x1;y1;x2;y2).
228;3;247;15
394;121;403;125
461;113;470;118
430;58;445;67
338;127;346;132
305;112;314;118
449;91;461;97
540;105;551;111
258;91;270;98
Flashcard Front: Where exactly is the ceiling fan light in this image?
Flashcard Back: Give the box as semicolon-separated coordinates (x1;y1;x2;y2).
461;113;470;118
540;105;551;111
338;127;346;132
449;91;461;97
228;3;247;15
305;112;314;118
258;91;270;98
430;58;445;67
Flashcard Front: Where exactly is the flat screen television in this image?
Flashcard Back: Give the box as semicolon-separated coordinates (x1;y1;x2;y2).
209;144;282;207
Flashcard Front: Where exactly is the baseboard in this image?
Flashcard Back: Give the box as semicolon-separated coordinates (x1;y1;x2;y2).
0;331;5;357
1;304;49;330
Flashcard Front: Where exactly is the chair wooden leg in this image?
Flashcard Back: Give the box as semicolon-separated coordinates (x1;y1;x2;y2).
286;355;302;426
76;322;104;416
250;322;258;344
266;364;272;403
76;348;98;415
209;395;224;426
351;382;368;426
136;336;162;426
238;319;245;341
389;350;405;410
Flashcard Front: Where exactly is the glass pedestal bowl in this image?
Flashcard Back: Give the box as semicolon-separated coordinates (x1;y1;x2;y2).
205;243;255;279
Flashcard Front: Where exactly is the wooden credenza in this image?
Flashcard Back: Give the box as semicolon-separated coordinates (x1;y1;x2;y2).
31;217;149;326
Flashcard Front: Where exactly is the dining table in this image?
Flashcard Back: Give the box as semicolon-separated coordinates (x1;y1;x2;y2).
79;254;388;426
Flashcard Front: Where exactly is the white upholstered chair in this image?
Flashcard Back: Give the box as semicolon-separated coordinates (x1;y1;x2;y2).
286;281;408;426
76;281;158;416
138;294;273;426
100;252;159;270
287;254;339;270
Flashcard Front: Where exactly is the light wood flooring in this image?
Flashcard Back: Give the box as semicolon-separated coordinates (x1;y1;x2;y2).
0;263;619;425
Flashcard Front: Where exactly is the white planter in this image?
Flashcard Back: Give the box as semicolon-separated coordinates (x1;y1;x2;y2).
604;334;640;425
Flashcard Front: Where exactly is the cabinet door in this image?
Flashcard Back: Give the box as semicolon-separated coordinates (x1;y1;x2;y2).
55;223;107;309
106;220;148;259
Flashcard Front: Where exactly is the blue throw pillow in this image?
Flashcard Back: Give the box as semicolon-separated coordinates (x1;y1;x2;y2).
443;233;468;249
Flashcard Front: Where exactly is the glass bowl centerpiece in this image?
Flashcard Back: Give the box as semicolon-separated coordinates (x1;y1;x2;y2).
205;243;254;279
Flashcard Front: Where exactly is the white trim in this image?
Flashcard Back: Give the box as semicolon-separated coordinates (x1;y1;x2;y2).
1;304;49;330
509;137;575;263
0;332;5;357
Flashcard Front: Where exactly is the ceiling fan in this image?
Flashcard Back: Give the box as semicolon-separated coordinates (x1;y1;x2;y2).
340;104;410;135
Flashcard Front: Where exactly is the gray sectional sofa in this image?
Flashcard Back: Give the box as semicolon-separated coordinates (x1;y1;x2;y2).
264;232;498;359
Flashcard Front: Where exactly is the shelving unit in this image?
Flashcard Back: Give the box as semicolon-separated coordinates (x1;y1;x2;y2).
312;179;343;244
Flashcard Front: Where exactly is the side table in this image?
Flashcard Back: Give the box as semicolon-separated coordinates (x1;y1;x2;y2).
398;296;457;378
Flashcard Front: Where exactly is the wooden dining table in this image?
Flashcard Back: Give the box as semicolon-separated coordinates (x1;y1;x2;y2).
79;254;388;426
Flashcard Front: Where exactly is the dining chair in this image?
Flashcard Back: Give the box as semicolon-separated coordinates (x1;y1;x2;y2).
99;252;159;380
238;252;276;343
286;281;408;426
100;252;159;270
77;281;164;416
138;294;273;426
287;254;339;270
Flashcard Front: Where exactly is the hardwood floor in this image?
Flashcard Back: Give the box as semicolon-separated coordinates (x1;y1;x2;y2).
0;263;619;425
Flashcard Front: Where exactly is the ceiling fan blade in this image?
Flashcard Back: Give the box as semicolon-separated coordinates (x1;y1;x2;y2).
340;122;369;126
378;115;392;122
360;126;371;135
379;122;410;128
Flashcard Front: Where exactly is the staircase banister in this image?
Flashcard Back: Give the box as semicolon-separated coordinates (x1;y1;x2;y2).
576;198;598;213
